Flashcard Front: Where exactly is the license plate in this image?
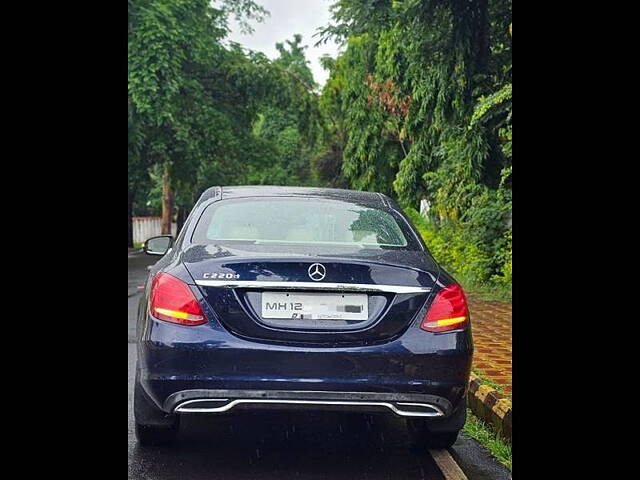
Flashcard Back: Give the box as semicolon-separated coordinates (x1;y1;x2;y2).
261;292;368;320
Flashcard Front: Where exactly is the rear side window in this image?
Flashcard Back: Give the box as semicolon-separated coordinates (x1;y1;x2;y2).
192;197;411;248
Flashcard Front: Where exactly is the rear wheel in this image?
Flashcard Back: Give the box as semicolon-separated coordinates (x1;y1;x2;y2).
407;418;459;449
133;372;179;446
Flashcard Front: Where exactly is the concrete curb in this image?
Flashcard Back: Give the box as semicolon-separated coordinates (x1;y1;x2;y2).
467;372;512;443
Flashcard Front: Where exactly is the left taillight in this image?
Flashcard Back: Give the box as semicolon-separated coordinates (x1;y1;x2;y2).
149;273;207;326
420;283;469;333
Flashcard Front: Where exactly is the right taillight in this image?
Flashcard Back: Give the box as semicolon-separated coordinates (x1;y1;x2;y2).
420;283;469;332
149;273;207;326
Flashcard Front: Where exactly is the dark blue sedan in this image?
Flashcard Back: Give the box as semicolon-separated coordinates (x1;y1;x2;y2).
135;186;473;447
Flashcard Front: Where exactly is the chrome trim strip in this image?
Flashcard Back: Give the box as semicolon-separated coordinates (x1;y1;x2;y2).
194;280;431;294
174;398;444;418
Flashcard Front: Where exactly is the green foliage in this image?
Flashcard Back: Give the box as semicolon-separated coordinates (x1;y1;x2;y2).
316;33;405;195
274;34;316;89
405;207;510;301
471;83;512;127
250;34;324;186
317;0;512;293
128;0;512;294
128;1;323;216
492;227;512;285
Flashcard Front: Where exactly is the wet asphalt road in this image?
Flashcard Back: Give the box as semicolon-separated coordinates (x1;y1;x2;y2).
128;251;511;480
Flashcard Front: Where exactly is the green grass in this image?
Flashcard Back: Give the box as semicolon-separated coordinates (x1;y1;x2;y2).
463;410;512;471
132;242;144;249
471;368;510;396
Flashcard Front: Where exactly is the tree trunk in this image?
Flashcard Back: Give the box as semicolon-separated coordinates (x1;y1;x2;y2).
161;164;173;235
176;206;187;236
476;0;490;74
128;188;135;247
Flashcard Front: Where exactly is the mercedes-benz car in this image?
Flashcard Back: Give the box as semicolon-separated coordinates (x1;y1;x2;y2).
135;186;473;447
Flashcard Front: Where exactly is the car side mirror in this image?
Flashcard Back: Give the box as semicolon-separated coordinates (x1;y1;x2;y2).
143;235;173;256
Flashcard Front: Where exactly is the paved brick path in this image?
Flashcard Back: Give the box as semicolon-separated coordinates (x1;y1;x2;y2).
467;295;512;395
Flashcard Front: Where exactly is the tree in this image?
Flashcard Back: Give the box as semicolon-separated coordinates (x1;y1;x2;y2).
249;34;323;186
274;34;316;90
317;0;512;282
128;0;274;235
128;2;324;243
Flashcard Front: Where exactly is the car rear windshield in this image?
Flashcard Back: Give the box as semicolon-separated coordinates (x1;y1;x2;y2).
191;197;412;248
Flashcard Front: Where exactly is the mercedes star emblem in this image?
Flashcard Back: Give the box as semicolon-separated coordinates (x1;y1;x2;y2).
308;263;326;281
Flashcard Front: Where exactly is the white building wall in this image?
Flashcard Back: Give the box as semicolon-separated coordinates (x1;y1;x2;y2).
133;217;177;244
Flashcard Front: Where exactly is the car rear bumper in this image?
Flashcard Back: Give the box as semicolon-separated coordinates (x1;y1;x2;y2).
137;315;473;418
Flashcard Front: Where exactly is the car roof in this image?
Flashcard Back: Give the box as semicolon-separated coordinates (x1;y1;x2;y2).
198;185;391;207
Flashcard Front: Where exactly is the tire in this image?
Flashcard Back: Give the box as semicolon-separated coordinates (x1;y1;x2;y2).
135;421;179;446
133;372;179;446
407;418;459;449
